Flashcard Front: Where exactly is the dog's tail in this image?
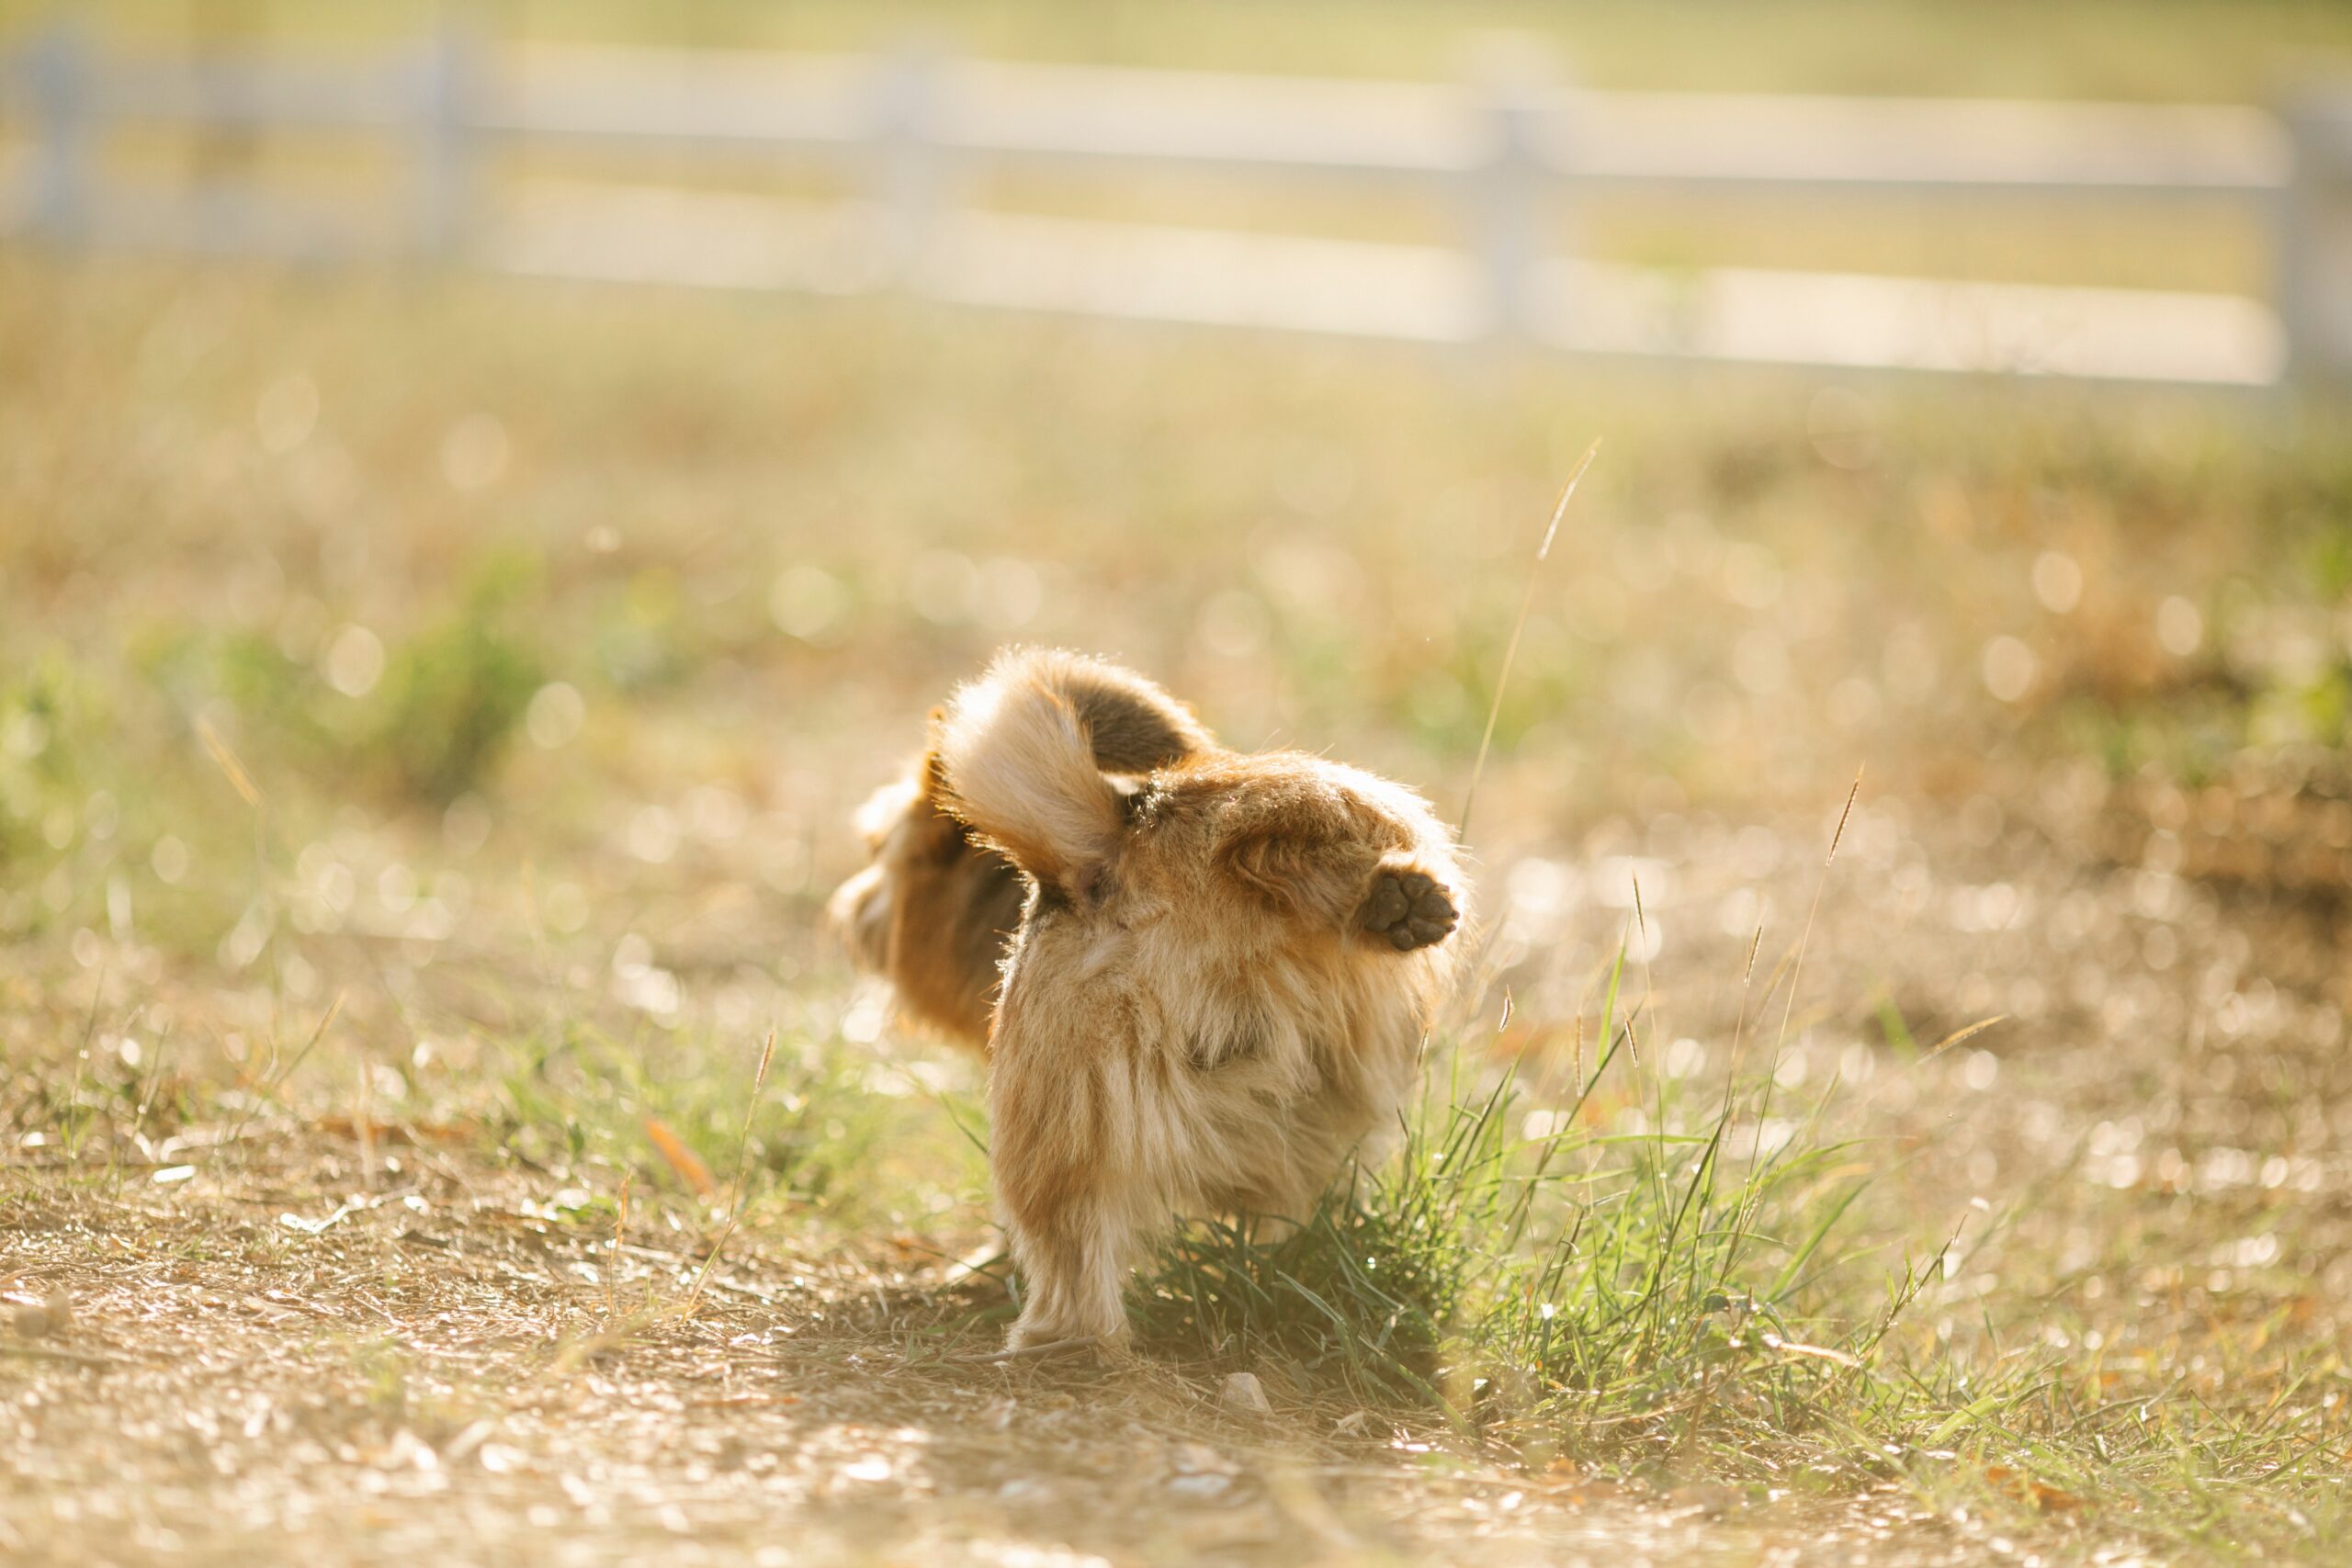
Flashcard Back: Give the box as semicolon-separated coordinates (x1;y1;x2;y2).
936;649;1201;896
1055;652;1215;775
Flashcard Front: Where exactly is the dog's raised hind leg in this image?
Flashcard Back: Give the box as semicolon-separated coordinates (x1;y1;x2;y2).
1357;861;1460;952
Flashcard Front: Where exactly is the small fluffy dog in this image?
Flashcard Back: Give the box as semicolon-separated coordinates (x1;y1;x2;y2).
932;649;1469;1350
828;658;1217;1048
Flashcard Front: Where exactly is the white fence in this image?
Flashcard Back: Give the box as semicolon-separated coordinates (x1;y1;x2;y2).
5;23;2349;387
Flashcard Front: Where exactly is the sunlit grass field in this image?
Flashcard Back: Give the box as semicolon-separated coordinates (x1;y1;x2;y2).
5;243;2350;1562
2;11;2350;1568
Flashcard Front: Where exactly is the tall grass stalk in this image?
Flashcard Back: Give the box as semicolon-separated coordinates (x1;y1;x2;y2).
1136;923;1919;1477
1457;440;1600;846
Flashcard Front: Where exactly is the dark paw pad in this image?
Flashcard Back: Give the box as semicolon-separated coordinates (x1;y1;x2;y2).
1360;869;1458;952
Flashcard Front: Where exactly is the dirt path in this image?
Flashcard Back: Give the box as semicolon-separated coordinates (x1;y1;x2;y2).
1;1156;1981;1568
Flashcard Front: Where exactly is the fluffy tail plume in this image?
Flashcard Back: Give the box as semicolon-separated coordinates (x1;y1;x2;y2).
1053;653;1214;774
937;649;1194;896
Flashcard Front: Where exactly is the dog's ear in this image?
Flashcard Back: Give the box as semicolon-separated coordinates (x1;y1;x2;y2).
917;743;954;805
899;749;978;859
851;773;922;850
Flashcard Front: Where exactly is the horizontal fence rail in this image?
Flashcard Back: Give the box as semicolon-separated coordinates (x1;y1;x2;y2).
4;27;2348;386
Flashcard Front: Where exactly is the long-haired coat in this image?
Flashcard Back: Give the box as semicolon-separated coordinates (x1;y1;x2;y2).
828;659;1216;1047
933;649;1466;1349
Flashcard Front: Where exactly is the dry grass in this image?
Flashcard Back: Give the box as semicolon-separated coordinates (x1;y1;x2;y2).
3;249;2351;1565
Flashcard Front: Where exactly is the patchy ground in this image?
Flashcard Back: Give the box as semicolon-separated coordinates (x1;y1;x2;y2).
4;252;2351;1563
2;1147;1955;1568
6;787;2347;1565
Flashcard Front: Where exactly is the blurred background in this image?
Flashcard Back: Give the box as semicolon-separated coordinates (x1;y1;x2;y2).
6;0;2350;925
4;0;2352;1141
6;8;2352;1552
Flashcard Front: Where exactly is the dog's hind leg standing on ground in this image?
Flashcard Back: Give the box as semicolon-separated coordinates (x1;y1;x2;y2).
936;648;1468;1349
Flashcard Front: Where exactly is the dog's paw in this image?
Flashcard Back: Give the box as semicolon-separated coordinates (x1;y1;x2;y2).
1359;867;1458;952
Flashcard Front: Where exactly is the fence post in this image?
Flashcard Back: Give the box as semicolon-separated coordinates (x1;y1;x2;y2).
27;19;93;243
2276;91;2352;384
872;38;944;288
1466;38;1560;344
413;23;478;258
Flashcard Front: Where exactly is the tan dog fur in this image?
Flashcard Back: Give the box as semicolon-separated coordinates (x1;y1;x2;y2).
933;649;1466;1349
828;661;1216;1048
